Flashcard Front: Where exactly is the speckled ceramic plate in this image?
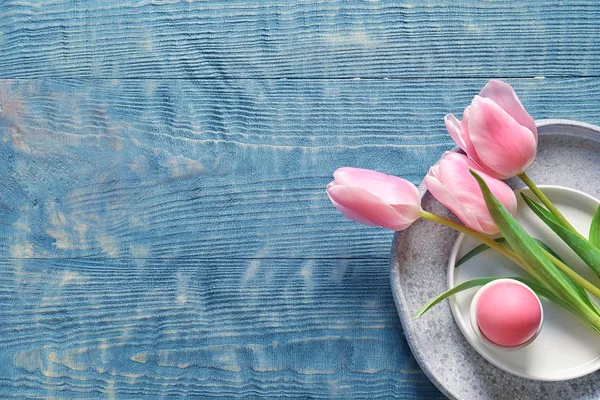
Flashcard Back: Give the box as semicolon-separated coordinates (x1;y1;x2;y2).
390;120;600;399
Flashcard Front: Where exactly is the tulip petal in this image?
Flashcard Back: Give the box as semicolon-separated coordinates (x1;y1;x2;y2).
444;114;467;151
333;167;389;187
327;185;417;230
445;113;480;167
479;80;538;142
468;96;537;179
441;153;516;216
389;203;423;224
459;106;479;158
327;188;378;227
424;165;484;232
425;152;518;235
333;167;420;207
483;176;518;216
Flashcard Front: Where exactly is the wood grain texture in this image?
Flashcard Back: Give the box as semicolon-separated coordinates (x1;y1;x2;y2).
0;77;600;398
2;78;600;261
0;258;446;399
0;257;441;399
1;0;600;78
7;0;600;398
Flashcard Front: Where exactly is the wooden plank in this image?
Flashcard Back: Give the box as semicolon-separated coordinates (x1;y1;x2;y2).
0;257;443;399
2;78;600;260
1;1;599;78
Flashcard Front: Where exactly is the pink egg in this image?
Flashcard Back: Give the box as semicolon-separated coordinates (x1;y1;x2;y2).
476;282;542;347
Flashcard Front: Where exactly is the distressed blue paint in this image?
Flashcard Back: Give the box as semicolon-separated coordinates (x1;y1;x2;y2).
0;258;438;398
1;79;599;398
1;1;600;78
0;0;599;398
2;79;600;262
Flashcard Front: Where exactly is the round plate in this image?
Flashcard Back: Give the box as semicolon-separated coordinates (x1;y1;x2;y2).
390;120;600;399
450;186;600;381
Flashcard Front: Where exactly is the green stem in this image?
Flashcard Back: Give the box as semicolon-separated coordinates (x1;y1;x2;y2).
421;211;600;330
420;211;525;269
543;250;600;299
518;171;578;233
420;210;600;299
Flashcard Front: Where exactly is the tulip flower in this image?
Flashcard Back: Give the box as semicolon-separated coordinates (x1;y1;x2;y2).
325;83;600;337
446;80;580;234
327;167;422;231
424;152;517;235
325;164;600;336
444;80;537;179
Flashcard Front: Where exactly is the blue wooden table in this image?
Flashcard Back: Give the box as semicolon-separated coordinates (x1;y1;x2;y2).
1;1;599;398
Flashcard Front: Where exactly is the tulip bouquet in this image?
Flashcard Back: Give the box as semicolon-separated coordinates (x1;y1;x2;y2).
327;81;600;334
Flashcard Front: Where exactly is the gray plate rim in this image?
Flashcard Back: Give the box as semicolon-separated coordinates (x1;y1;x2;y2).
389;119;600;400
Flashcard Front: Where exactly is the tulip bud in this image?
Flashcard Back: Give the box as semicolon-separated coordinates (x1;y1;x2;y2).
445;80;537;179
425;152;517;235
327;167;422;231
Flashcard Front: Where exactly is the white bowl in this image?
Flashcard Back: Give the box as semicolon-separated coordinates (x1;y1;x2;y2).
448;185;600;381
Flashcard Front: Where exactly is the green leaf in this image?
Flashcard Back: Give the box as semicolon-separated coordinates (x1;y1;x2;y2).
534;239;600;317
517;277;579;314
471;171;600;332
455;238;507;267
413;276;574;320
533;239;562;261
590;205;600;249
530;238;600;316
537;240;600;317
522;193;600;278
528;240;600;317
452;211;600;317
455;237;560;268
413;277;497;319
525;274;600;333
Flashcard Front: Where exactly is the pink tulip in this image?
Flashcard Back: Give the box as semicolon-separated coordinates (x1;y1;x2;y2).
445;80;537;179
327;167;422;231
425;152;517;234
